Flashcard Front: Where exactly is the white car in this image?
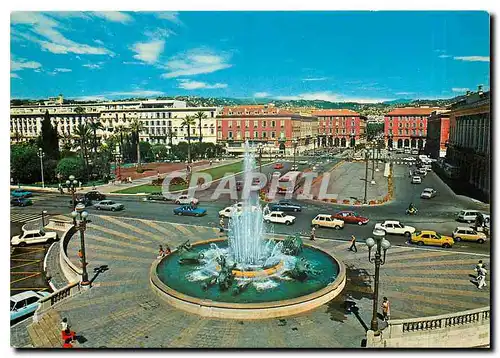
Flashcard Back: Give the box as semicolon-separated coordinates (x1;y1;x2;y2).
263;211;296;225
412;176;422;184
457;210;490;224
404;157;416;162
10;290;50;322
291;165;299;171
298;160;308;165
374;220;416;237
272;171;281;177
219;204;258;218
420;188;437;199
175;195;199;205
311;214;344;230
11;229;58;247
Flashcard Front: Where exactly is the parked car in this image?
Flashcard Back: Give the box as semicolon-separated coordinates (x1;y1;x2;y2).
11;188;32;198
291;165;299;171
84;191;106;201
272;171;281;178
274;163;284;169
418;168;428;176
410;230;454;248
420;188;437;199
173;205;206;217
411;176;422;184
11;229;58;246
452;227;487;244
311;214;344;230
263;211;296;225
10;291;50;322
298;160;308;165
374;220;415;237
457;210;490;224
70;195;91;207
10;198;33;207
94;200;124;211
145;192;170;201
270;200;302;212
174;195;199;205
332;211;369;225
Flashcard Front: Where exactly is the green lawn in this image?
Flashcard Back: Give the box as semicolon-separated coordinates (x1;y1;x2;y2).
113;160;271;194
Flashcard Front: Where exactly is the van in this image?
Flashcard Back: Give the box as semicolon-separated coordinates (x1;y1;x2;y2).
457;210;490;224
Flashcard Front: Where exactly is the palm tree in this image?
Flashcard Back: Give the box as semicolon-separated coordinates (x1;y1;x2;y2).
194;111;207;143
114;125;128;159
130;119;144;169
180;115;196;163
88;121;105;153
74;123;92;178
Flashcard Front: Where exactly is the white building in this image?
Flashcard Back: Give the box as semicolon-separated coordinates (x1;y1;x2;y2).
10;97;221;147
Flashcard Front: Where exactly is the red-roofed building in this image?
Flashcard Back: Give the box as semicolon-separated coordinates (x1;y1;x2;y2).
384;107;441;149
312;109;367;147
217;105;318;155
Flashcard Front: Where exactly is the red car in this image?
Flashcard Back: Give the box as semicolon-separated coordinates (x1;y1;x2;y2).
332;211;369;225
274;163;284;169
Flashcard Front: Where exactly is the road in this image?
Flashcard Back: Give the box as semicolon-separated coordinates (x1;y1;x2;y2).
11;161;490;256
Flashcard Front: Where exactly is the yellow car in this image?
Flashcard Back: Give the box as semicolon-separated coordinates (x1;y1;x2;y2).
452;227;487;244
410;230;454;248
311;214;344;230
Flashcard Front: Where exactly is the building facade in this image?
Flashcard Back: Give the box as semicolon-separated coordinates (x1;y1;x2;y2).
384;107;441;149
424;110;450;159
10;98;221;147
445;88;490;201
217;105;318;155
312;109;367;148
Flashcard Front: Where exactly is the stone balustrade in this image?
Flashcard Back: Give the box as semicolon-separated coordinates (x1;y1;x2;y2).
33;282;81;323
366;306;490;348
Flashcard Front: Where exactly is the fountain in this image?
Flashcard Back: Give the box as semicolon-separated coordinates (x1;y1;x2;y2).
151;141;346;319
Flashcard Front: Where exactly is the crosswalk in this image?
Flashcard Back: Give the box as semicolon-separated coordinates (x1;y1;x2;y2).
10;212;43;224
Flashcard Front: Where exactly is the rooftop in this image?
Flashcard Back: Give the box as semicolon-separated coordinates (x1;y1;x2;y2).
386;107;442;116
312;109;361;116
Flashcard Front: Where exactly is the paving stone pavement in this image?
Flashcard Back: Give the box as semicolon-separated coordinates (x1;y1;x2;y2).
16;215;490;348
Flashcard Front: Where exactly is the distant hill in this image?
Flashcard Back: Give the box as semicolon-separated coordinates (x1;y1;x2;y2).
382;98;413;105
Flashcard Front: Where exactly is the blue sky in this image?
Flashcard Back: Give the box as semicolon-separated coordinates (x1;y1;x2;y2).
10;11;490;102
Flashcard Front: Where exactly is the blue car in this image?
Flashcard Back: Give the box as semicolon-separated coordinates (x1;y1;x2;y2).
11;188;33;198
270;200;302;212
10;290;50;322
173;205;207;217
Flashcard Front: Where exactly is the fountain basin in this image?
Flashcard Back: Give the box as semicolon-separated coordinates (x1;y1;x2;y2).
150;238;346;320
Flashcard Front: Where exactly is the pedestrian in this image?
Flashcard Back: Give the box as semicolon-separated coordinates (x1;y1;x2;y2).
158;245;165;258
58;183;63;194
381;297;390;321
62;338;73;348
164;245;171;255
77;250;83;260
475;213;484;231
477;266;487;289
475;260;485;279
310;227;316;241
61;317;69;333
348;235;357;253
219;218;225;233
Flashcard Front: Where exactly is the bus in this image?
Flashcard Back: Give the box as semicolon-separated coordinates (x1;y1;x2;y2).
277;171;304;194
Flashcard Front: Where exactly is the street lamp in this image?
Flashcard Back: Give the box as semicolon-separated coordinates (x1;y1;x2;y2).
371;142;376;185
71;203;90;286
258;143;263;173
366;229;391;333
66;175;79;225
41;210;48;227
363;144;370;204
293;139;298;167
38;148;45;188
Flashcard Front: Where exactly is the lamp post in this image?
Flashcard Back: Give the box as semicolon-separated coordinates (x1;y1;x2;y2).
293;139;298;167
258;143;263;173
363;144;370;204
71;203;90;286
41;210;47;227
371;143;376;184
38;148;45;188
365;229;391;333
66;175;79;225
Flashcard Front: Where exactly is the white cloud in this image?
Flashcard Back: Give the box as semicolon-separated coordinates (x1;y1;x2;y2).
177;79;227;90
94;39;104;45
161;48;232;78
452;87;470;92
157;12;183;25
453;56;489;62
131;40;165;64
302;77;327;81
54;68;72;72
11;11;114;56
11;58;42;71
83;62;104;70
274;91;391;103
93;11;133;24
123;61;147;65
438;54;451;58
11;73;21;79
395;92;414;95
254;92;270;98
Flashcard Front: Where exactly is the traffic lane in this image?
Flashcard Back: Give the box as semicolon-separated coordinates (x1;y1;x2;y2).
10;243;51;296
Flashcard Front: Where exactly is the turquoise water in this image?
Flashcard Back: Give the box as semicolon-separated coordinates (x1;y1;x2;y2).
156;241;339;303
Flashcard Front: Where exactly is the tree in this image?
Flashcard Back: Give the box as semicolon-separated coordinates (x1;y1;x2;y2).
130;119;144;168
73;123;92;179
38;110;60;160
114;125;129;161
56;157;86;181
194;111;207;143
180;116;196;163
151;144;169;161
11;143;41;184
88;121;104;153
74;106;86;115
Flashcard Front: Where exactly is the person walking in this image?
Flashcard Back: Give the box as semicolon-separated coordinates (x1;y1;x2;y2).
475;260;485;279
381;297;391;321
219;218;225;233
348;235;357;253
477;266;487;289
310;227;316;241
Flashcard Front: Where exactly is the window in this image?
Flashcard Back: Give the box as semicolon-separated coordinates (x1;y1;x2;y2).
271;131;276;138
26;296;39;305
254;131;259;138
229;121;233;128
245;120;250;128
263;121;267;127
217;131;222;139
211;111;214;118
168;112;172;118
168;120;172;126
245;131;250;138
280;120;285;127
262;132;267;138
254;120;258;127
236;121;241;128
228;131;233;139
210;128;214;134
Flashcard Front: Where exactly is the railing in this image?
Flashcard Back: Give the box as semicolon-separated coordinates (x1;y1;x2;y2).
59;225;82;283
33;282;81;322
